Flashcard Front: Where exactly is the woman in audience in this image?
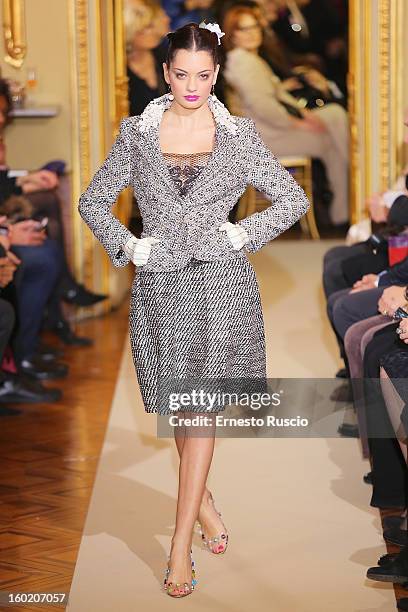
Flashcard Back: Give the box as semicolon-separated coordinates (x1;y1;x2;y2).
125;0;170;116
256;0;346;108
270;0;348;96
222;5;349;225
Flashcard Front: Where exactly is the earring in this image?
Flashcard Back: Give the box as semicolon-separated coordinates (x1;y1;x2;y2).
211;84;217;100
167;84;174;101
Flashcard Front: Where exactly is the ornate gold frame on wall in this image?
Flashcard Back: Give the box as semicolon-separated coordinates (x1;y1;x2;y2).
348;0;405;223
2;0;26;68
68;0;93;291
69;0;129;307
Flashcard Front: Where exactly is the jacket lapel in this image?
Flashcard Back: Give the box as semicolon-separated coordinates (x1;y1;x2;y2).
136;94;239;204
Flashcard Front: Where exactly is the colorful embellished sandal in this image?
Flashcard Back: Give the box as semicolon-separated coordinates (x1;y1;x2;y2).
197;493;229;554
163;548;198;598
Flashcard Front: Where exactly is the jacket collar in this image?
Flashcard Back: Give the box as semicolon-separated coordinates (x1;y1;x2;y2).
136;94;239;203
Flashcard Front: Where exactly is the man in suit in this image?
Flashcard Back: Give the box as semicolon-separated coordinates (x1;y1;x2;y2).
323;176;408;300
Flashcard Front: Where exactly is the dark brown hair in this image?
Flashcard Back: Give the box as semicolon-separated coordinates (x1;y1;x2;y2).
165;22;222;68
0;79;13;125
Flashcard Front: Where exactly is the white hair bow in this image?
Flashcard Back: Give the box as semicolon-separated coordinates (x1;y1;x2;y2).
199;21;225;45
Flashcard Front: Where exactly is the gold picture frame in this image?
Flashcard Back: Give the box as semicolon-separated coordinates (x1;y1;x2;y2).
69;0;130;308
3;0;27;68
348;0;405;223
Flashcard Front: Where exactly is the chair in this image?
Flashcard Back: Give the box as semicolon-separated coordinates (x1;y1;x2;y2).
224;85;320;239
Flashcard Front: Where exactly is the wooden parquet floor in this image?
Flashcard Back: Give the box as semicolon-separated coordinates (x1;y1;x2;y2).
0;299;129;611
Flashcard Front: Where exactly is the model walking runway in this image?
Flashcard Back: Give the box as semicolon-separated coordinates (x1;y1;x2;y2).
67;241;394;612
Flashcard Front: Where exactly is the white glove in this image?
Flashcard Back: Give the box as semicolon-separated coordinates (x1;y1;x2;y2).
123;235;161;266
218;221;250;250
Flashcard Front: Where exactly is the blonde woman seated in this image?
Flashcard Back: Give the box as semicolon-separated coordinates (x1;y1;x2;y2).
222;4;349;226
124;0;170;115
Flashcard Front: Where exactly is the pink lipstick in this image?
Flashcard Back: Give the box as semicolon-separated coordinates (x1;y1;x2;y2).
184;95;199;101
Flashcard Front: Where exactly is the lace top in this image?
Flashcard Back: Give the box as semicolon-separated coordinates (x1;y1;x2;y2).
162;151;212;196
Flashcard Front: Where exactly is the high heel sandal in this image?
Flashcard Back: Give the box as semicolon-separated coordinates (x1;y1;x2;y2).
197;492;229;554
163;548;198;598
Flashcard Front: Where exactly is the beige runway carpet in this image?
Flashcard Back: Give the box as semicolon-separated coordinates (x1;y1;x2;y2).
67;240;395;612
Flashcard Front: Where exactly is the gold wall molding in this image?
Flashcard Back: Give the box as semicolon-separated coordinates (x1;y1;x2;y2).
113;0;131;229
378;0;404;189
349;0;405;221
68;0;132;313
114;0;129;127
68;0;93;291
363;0;372;206
389;0;404;181
348;0;362;223
2;0;26;68
378;0;391;190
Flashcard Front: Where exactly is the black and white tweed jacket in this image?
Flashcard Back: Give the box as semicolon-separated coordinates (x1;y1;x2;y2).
78;93;310;272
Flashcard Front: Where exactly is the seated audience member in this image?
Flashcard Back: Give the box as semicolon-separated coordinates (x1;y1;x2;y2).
323;170;408;300
125;0;172;231
325;178;408;391
125;0;171;116
257;0;346;108
341;313;392;431
222;5;349;226
0;214;62;404
340;304;406;507
213;1;345;145
361;323;408;610
323;116;408;378
162;0;215;31
326;266;408;497
360;318;408;512
336;297;408;563
270;0;348;97
326;253;408;379
4;216;70;379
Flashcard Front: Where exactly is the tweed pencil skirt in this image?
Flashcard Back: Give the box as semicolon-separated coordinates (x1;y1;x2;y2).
129;255;266;415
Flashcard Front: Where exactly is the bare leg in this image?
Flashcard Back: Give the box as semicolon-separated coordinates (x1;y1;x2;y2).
167;411;217;595
174;415;228;549
174;418;211;501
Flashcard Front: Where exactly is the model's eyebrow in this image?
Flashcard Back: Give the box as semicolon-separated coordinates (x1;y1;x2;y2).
173;68;212;74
